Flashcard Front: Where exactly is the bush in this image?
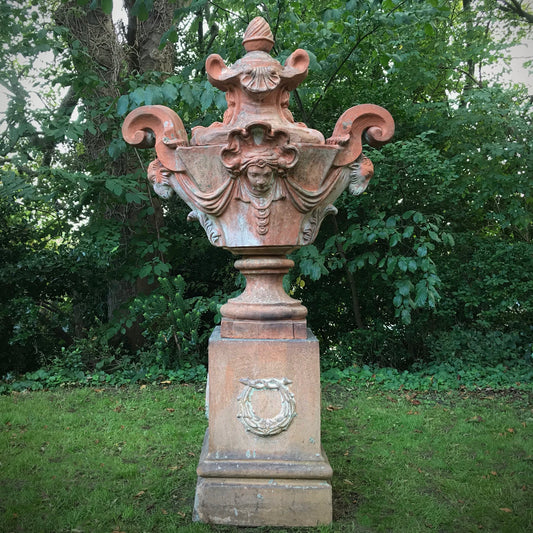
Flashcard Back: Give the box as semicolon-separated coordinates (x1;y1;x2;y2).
323;325;425;371
111;275;214;370
426;327;532;366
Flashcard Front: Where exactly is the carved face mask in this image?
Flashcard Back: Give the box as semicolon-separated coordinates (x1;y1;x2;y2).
245;164;275;195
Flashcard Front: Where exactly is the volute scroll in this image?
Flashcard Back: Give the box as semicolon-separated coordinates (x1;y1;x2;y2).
122;105;189;172
327;104;395;167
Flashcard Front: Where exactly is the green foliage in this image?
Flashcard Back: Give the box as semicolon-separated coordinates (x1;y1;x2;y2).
322;359;533;391
109;275;212;370
0;0;531;379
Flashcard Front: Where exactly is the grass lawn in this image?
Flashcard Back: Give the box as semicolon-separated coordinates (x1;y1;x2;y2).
0;383;531;532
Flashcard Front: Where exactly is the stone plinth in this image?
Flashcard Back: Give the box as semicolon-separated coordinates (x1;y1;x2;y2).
193;327;332;526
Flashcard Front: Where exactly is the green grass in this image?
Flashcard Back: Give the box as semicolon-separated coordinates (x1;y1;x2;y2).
0;384;531;532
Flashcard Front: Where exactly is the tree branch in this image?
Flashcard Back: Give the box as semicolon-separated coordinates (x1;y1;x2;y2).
498;0;533;23
208;1;248;23
309;0;410;121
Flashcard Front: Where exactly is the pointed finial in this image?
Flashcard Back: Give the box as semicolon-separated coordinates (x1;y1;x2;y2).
243;17;274;53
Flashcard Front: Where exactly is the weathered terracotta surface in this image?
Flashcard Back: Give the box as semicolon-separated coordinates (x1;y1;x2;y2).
194;327;332;526
121;16;394;526
122;16;393;340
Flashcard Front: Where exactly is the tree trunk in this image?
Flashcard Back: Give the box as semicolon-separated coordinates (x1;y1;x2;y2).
55;1;183;349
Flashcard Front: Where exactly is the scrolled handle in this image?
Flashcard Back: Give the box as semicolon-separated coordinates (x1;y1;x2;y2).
327;104;394;167
122;105;188;171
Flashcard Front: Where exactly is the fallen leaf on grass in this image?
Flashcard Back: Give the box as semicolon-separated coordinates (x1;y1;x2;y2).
343;479;353;485
499;508;512;513
466;416;484;423
188;451;195;457
161;509;168;515
326;405;342;411
507;428;514;433
490;471;497;476
135;490;146;498
160;380;172;385
166;408;175;413
169;465;183;471
140;384;147;390
177;511;186;518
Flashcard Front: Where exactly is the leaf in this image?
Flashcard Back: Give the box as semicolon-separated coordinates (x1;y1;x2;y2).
117;95;129;116
139;264;152;278
108;138;126;159
100;0;113;14
424;22;435;36
417;245;428;258
414;285;428;307
200;86;213;111
180;84;195;106
398;280;411;296
161;83;178;102
499;508;512;513
401;309;411;324
105;179;123;196
413;212;424;223
307;50;322;71
403;226;414;238
143;85;154;105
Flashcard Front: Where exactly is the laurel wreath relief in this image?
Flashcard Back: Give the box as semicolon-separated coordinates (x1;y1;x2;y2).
237;377;296;436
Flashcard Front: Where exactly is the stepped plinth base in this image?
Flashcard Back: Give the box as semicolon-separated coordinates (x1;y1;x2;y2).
193;327;332;526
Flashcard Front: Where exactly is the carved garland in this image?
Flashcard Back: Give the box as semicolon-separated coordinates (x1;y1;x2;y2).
237;377;296;437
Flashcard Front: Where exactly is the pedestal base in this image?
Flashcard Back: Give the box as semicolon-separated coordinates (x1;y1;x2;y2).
194;327;332;526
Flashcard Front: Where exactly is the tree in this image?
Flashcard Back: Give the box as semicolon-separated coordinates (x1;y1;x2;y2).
1;0;531;374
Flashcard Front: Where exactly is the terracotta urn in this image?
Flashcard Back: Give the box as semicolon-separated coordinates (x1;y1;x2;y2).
122;16;393;341
122;16;394;526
